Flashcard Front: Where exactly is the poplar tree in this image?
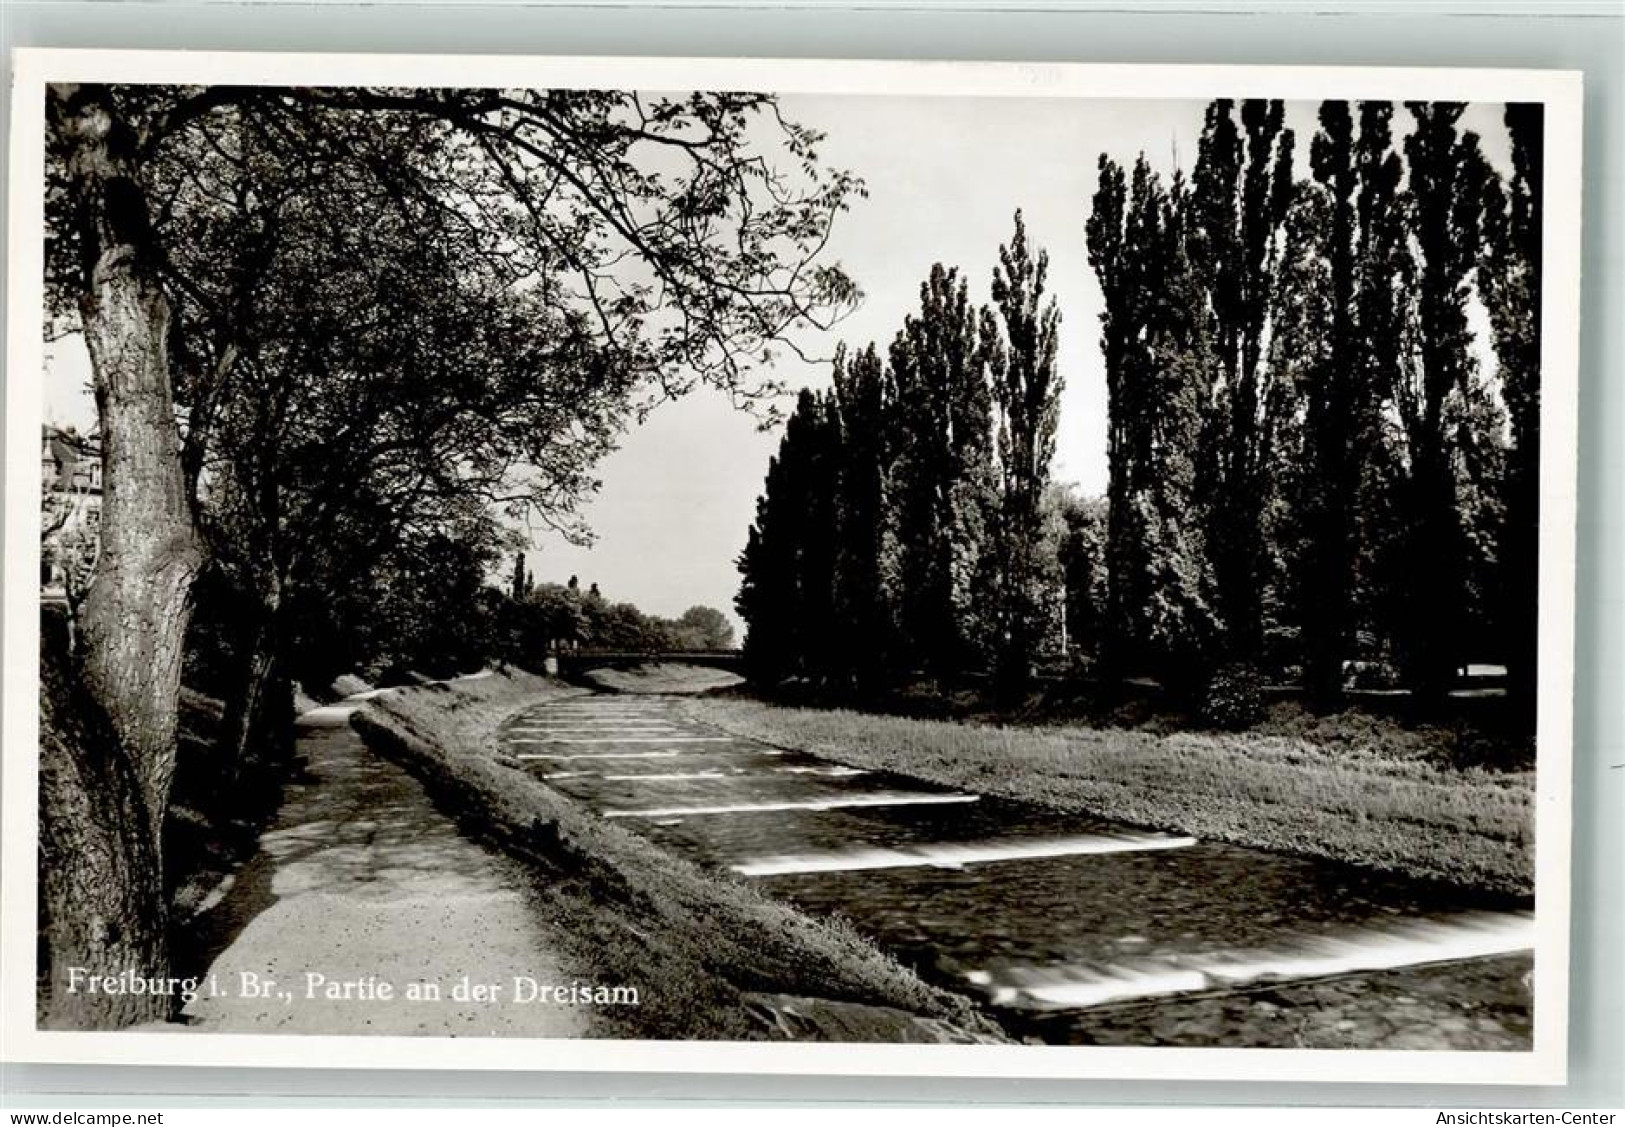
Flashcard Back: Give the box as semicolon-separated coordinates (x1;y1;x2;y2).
886;265;998;676
1349;102;1414;673
1298;100;1363;706
1480;103;1544;722
1257;178;1326;685
736;389;839;682
1186;99;1296;664
798;390;846;681
510;554;529;601
830;343;897;688
988;211;1063;689
1085;155;1141;673
737;443;801;682
1135;171;1224;685
1087;157;1220;682
1395;102;1486;700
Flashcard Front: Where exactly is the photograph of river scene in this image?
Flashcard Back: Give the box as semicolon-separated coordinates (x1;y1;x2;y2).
20;59;1567;1068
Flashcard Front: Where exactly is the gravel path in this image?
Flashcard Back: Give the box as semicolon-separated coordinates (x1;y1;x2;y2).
180;702;594;1038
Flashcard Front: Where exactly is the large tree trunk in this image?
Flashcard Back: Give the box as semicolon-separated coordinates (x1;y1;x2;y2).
45;84;204;1027
38;614;170;1029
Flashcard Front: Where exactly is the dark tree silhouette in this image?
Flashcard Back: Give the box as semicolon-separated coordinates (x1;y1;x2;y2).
830;344;898;689
43;82;860;1028
1087;157;1220;683
988;211;1063;690
1480;103;1544;724
1298;101;1368;707
1394;102;1486;701
1186;99;1296;665
886;265;1000;677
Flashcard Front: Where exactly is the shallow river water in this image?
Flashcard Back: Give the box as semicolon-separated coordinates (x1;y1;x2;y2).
503;693;1533;1048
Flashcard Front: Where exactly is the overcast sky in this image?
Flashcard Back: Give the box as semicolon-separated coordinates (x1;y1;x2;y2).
44;96;1512;636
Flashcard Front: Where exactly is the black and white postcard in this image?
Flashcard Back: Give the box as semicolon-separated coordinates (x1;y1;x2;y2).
2;50;1582;1084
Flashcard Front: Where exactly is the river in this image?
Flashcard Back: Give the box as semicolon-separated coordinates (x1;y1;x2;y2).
503;692;1533;1048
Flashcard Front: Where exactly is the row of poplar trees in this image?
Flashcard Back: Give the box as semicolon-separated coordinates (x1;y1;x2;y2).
1088;98;1541;714
736;213;1063;692
738;98;1541;716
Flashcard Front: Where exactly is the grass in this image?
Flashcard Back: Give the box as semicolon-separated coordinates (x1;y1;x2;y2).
749;675;1535;773
679;696;1535;899
353;671;1005;1043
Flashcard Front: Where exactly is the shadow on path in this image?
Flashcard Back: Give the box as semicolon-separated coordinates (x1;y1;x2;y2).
174;702;595;1037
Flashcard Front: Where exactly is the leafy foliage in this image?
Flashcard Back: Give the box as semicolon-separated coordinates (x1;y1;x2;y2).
49;81;863;760
1087;158;1222;683
1080;98;1534;724
42;79;864;1017
1389;103;1492;701
737;220;1065;690
743;96;1534;724
987;212;1064;689
503;580;733;667
1186;99;1297;663
1197;663;1268;731
1478;104;1543;721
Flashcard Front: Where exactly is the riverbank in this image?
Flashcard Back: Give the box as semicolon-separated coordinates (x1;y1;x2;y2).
678;697;1533;898
577;660;744;695
352;671;1006;1042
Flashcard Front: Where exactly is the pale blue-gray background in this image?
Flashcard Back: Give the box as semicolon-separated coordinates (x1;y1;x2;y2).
3;0;1619;1109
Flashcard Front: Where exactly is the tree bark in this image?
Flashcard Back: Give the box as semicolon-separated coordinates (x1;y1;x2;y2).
38;615;170;1029
44;84;204;1027
57;82;204;845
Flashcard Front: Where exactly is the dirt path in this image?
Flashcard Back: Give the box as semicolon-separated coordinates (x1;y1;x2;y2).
179;701;594;1037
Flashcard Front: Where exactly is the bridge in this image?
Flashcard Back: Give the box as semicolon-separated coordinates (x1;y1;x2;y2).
555;650;745;679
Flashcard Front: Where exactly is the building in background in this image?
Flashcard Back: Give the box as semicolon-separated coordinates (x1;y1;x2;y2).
40;424;101;605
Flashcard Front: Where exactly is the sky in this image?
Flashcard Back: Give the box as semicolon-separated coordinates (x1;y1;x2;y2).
504;96;1510;633
44;96;1513;637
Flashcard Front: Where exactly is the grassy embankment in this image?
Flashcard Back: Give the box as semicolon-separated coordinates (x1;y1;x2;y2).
352;671;1005;1043
680;696;1534;899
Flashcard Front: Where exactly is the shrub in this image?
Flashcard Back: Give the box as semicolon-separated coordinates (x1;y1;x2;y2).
1198;663;1266;730
1346;659;1402;690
